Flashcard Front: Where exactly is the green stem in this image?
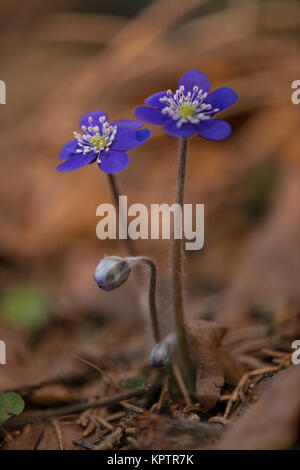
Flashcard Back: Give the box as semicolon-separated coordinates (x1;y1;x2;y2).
171;138;195;389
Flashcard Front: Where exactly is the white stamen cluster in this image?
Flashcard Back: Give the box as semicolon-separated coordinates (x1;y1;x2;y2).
74;115;117;163
160;85;219;128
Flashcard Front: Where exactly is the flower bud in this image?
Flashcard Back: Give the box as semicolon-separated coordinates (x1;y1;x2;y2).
94;256;131;291
150;337;174;367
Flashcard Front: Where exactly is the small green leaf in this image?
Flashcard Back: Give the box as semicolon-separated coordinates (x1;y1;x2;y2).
120;376;148;390
0;393;25;426
0;285;49;331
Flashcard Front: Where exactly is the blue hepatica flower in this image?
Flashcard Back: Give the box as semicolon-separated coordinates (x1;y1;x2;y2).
56;110;151;174
134;70;238;140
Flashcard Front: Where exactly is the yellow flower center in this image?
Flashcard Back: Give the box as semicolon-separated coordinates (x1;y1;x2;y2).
91;134;107;150
178;103;196;118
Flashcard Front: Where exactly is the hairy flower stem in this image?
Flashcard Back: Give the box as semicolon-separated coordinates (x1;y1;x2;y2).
128;256;161;343
106;175;152;331
107;174;137;258
172;138;195;390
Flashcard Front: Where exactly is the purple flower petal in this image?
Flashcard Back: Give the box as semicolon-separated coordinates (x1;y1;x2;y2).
58;139;78;160
111;119;142;132
79;110;107;130
144;91;167;109
112;129;151;151
98;150;129;174
205;87;238;112
56;151;96;172
178;70;210;94
163;121;195;138
196;120;232;141
134;106;169;125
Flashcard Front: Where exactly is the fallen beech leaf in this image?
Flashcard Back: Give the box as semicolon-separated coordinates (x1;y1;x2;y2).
3;421;80;450
29;384;77;407
218;366;300;449
135;411;222;450
186;319;245;412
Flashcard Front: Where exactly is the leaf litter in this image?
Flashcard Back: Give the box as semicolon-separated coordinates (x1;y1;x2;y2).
1;0;300;451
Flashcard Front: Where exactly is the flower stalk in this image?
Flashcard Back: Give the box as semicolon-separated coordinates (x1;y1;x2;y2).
172;138;195;389
107;173;137;258
94;255;161;344
128;256;160;343
107;174;150;324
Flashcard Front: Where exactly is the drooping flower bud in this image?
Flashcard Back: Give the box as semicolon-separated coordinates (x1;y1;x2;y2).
150;334;175;367
94;256;131;291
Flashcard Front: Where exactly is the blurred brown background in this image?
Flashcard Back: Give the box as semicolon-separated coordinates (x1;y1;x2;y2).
0;0;299;392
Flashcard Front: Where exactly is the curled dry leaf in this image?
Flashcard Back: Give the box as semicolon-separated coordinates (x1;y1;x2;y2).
217;365;300;450
29;384;77;407
186;319;246;412
134;411;222;450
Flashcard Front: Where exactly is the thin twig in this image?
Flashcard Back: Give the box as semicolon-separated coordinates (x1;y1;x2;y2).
74;355;121;390
120;401;144;414
157;376;169;413
106;411;126;422
223;362;289;419
126;436;140;449
50;418;64;450
94;415;114;431
33;430;45;450
5;384;153;431
93;426;123;450
74;356;144;414
172;362;192;407
261;348;290;358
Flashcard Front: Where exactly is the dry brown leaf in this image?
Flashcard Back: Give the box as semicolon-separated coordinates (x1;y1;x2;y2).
218;366;300;450
29;384;77;407
135;411;222;450
186;319;246;412
3;421;80;450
